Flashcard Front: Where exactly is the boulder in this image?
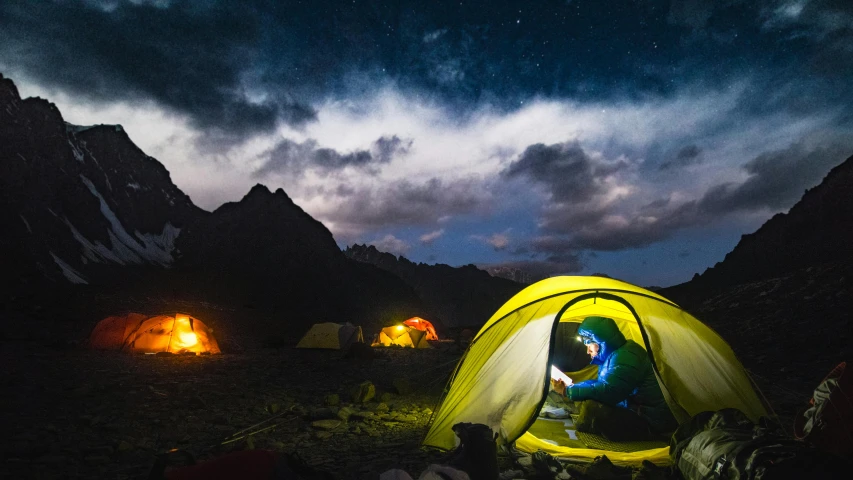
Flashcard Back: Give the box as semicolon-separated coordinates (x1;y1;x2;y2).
337;406;355;422
311;419;342;430
351;381;376;403
392;378;413;395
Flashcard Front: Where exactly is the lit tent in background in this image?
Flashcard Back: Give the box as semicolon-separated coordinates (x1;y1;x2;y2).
372;324;431;348
423;276;768;466
89;313;221;354
403;317;439;340
295;323;364;349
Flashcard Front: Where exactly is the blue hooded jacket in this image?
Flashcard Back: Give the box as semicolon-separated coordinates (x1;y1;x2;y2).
566;316;677;433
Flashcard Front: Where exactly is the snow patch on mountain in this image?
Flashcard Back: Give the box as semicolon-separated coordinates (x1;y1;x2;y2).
68;139;84;163
78;174;180;266
20;215;32;234
50;252;88;284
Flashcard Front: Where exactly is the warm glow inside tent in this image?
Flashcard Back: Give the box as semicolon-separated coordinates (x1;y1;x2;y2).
89;313;221;354
403;317;439;341
295;323;364;349
423;276;769;466
372;325;431;348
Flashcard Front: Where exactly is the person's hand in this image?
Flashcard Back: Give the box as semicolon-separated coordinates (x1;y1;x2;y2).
550;379;567;396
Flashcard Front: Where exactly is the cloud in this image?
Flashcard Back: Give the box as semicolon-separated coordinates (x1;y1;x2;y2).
695;141;850;213
373;135;413;163
762;0;853;42
523;140;852;255
471;230;511;251
659;144;704;170
317;177;493;238
503;141;629;203
254;135;405;178
0;1;316;140
369;234;410;256
419;229;445;245
423;29;447;43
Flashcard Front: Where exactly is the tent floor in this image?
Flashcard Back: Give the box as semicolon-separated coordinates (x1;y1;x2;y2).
526;416;668;453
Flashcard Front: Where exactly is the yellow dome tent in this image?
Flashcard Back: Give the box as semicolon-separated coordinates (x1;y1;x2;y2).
295;322;364;349
89;312;221;354
373;325;431;348
423;276;768;466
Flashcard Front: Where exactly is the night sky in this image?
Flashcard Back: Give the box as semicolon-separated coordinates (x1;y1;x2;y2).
2;0;852;286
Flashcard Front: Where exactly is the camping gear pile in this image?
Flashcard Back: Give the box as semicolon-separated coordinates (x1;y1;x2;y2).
793;361;853;457
672;409;846;480
89;312;221;354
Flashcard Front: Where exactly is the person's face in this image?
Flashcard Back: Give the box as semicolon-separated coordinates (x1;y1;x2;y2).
587;342;600;359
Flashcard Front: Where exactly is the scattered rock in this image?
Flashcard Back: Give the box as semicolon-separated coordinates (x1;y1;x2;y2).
375;403;389;414
392;378;413;395
380;392;394;403
344;342;377;360
309;407;336;420
311;419;342;430
337;406;355;422
351;381;376;403
397;414;418;423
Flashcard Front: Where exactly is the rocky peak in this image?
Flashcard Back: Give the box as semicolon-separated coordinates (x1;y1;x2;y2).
662;153;853;305
0;74;202;287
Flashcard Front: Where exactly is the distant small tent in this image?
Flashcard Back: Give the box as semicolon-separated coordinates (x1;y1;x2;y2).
296;323;364;349
372;325;431;348
402;317;439;341
89;313;221;354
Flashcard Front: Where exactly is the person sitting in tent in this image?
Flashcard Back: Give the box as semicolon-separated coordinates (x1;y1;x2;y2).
551;316;678;441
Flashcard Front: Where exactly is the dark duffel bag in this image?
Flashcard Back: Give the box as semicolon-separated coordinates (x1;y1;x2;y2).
671;409;848;480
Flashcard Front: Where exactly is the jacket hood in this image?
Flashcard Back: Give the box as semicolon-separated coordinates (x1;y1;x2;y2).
577;316;626;363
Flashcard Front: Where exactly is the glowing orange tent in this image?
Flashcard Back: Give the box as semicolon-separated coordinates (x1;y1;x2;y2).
402;317;438;341
89;313;221;354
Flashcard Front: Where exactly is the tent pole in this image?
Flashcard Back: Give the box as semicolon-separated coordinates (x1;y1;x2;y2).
165;314;177;353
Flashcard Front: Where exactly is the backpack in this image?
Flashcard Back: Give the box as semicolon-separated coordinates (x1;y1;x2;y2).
793;361;853;458
670;409;847;480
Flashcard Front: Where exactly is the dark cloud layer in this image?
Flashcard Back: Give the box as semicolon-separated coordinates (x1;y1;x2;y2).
696;142;850;213
322;177;492;235
660;144;703;170
254;135;410;178
2;0;852;143
521;142;850;262
0;1;316;138
503;141;627;203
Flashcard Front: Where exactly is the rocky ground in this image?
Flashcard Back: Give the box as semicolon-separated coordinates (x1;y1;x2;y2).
683;261;853;433
0;344;464;479
3;266;849;480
